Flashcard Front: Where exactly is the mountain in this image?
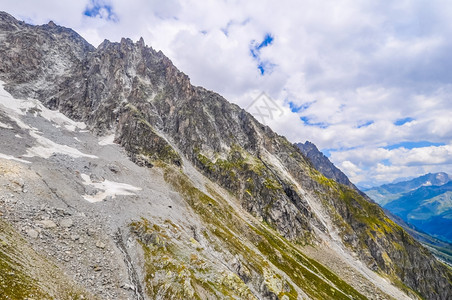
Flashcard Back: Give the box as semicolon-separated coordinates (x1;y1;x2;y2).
383;209;452;265
364;172;451;206
366;173;452;244
296;141;358;190
0;11;451;299
296;142;452;264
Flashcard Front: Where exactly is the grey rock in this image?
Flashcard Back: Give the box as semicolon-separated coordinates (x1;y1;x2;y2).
37;220;57;229
95;241;106;249
70;235;80;241
121;283;134;290
55;208;66;216
89;174;104;183
60;218;73;228
26;228;39;239
108;164;120;174
296;141;356;188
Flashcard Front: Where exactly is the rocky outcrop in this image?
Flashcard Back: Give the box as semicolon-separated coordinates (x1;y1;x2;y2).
296;141;356;189
0;11;451;299
0;218;94;299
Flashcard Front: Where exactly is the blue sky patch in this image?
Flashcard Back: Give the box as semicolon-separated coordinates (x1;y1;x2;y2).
357;120;374;128
288;101;313;113
221;20;233;36
258;34;273;49
394;117;414;126
257;61;276;75
84;1;118;22
321;148;332;157
250;33;275;75
250;48;258;59
384;141;445;150
300;116;329;128
381;159;391;166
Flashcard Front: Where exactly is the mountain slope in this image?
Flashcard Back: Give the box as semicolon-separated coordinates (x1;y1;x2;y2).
0;218;94;299
297;141;452;265
0;80;389;299
384;210;452;265
296;141;356;189
0;11;451;299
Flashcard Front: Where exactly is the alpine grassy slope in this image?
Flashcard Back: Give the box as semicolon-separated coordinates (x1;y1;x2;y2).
0;11;451;299
296;141;356;190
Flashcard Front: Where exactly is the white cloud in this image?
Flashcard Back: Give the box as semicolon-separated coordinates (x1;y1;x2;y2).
330;143;452;185
393;145;452;166
2;0;452;186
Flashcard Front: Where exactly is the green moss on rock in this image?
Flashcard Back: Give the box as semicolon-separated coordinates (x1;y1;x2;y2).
117;104;182;167
160;165;368;300
0;219;93;299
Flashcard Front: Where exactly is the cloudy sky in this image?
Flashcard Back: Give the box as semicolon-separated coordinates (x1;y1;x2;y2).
2;0;452;187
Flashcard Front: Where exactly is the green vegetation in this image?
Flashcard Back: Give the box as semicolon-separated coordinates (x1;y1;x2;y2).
155;164;368;299
130;218;256;299
312;172;423;298
194;144;302;238
194;144;266;179
122;103;182;166
0;247;48;299
251;222;367;300
0;219;92;299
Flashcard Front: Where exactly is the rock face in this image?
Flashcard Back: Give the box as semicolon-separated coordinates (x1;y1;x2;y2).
0;11;451;299
296;141;356;189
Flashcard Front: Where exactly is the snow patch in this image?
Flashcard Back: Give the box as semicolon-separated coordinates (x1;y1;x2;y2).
98;134;115;146
0;153;31;164
0;121;12;129
0;84;97;160
0;81;86;131
6;114;96;159
24;135;98;159
80;173;142;203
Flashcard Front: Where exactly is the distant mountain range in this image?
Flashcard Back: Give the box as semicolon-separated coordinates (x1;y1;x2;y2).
365;173;452;243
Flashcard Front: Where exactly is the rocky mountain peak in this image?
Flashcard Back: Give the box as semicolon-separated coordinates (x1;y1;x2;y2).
434;171;450;183
137;36;145;48
0;11;18;23
296;140;356;189
0;11;26;32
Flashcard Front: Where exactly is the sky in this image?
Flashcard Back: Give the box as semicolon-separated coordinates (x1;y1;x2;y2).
2;0;452;187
